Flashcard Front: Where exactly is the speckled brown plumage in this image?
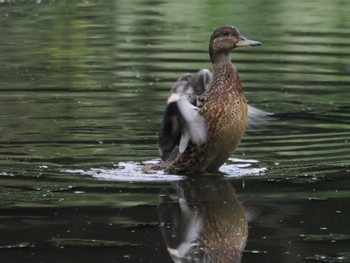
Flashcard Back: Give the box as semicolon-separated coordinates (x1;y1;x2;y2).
156;25;261;175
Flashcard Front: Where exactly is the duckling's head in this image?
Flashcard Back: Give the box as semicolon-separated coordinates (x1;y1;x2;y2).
209;25;261;63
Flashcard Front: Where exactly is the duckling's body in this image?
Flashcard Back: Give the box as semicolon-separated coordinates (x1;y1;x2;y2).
157;26;261;175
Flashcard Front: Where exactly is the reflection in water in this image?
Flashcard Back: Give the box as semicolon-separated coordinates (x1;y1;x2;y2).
158;175;248;262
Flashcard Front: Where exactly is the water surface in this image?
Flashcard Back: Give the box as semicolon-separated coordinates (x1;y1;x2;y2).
0;0;349;262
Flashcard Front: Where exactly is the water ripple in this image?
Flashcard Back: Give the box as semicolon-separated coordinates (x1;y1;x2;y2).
63;158;267;182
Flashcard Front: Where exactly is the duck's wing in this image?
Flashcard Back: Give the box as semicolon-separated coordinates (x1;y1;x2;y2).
193;69;213;95
158;74;207;161
247;105;275;131
158;102;183;161
177;98;207;152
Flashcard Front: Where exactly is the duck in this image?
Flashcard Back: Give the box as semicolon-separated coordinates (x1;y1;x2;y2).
156;25;262;175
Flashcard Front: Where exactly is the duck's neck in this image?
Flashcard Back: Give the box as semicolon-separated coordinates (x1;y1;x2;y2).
210;54;241;94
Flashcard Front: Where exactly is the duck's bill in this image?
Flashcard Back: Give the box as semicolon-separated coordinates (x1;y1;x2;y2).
236;37;262;47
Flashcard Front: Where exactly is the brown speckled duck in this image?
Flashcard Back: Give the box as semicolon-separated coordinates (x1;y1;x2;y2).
157;25;261;175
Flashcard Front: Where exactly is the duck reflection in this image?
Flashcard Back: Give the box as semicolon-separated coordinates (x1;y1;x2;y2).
158;175;247;262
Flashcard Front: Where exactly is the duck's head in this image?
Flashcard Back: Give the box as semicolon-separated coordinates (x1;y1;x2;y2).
209;25;261;63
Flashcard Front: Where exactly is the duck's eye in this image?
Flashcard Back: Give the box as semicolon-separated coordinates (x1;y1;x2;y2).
223;31;228;36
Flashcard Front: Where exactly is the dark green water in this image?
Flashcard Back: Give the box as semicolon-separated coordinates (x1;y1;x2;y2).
0;0;349;262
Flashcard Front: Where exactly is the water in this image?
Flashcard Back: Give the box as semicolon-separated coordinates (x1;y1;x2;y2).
0;0;349;262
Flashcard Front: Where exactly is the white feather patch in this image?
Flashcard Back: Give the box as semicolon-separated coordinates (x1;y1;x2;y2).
177;95;207;150
167;93;181;104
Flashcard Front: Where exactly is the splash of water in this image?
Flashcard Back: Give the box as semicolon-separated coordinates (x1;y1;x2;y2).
63;158;266;182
